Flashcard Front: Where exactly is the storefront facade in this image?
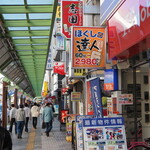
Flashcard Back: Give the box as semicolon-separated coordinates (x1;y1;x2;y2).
108;0;150;141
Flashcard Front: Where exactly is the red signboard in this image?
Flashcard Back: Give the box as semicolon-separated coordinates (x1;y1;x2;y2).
61;88;68;95
108;0;150;59
53;62;66;75
61;1;83;38
60;110;69;123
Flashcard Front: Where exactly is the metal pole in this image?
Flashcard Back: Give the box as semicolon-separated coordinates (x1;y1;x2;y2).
133;67;138;141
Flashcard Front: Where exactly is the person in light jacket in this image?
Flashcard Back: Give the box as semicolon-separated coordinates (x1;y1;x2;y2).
31;103;39;129
42;103;53;137
16;104;25;139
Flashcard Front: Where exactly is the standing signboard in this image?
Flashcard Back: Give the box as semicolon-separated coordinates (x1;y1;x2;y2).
83;117;127;150
72;27;106;68
66;114;78;142
61;1;83;39
90;78;103;118
76;115;96;150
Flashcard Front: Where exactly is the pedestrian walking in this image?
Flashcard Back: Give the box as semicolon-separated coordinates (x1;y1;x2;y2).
0;126;12;150
24;103;31;132
31;102;39;129
42;103;53;137
9;104;17;134
16;104;25;139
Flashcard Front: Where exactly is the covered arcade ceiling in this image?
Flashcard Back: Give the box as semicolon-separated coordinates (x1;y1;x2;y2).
0;0;58;97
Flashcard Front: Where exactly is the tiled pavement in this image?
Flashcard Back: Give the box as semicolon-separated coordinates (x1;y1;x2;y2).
11;116;72;150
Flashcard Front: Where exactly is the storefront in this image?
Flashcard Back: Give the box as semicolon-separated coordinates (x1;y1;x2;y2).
108;0;150;141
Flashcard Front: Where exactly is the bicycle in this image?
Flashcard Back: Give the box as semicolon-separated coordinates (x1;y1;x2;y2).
128;138;150;150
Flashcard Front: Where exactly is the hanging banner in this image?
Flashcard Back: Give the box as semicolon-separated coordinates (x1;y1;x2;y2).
82;117;127;150
86;80;94;115
76;115;96;150
104;69;118;91
72;27;106;68
53;62;66;75
61;1;83;38
90;78;103;118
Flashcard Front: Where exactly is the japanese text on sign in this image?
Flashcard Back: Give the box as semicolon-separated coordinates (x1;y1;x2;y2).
72;27;106;68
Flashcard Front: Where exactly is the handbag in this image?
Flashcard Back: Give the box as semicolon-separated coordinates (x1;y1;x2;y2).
42;121;45;129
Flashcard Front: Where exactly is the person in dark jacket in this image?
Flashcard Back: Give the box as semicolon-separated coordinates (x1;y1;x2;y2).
0;126;12;150
42;103;53;137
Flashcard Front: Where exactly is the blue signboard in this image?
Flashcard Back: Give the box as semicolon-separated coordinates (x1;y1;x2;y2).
83;117;124;127
104;69;118;91
90;78;103;118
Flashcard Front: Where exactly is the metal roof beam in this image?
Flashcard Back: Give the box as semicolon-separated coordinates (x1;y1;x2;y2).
0;5;54;13
13;38;49;44
9;30;50;36
4;20;52;27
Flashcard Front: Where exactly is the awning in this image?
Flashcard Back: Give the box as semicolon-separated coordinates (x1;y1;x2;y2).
0;0;58;97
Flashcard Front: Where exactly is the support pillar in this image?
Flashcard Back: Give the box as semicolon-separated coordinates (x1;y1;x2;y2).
14;88;18;108
2;81;8;128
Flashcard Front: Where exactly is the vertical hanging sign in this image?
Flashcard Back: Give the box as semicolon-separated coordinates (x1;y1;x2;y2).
61;1;83;39
104;69;118;91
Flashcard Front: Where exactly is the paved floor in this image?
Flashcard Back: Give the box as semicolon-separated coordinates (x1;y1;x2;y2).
10;116;72;150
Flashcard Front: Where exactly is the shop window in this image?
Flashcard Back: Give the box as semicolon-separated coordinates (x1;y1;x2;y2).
144;91;149;100
127;84;141;100
145;103;149;112
145;114;150;123
143;75;148;84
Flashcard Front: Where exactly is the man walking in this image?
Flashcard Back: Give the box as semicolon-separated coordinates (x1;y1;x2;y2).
42;103;53;137
9;104;17;134
16;104;25;139
24;103;31;132
31;103;39;129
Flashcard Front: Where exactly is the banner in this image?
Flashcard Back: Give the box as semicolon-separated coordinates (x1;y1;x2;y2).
90;78;103;118
76;115;96;150
61;1;83;38
82;117;127;150
72;27;106;68
53;62;66;75
86;80;94;115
